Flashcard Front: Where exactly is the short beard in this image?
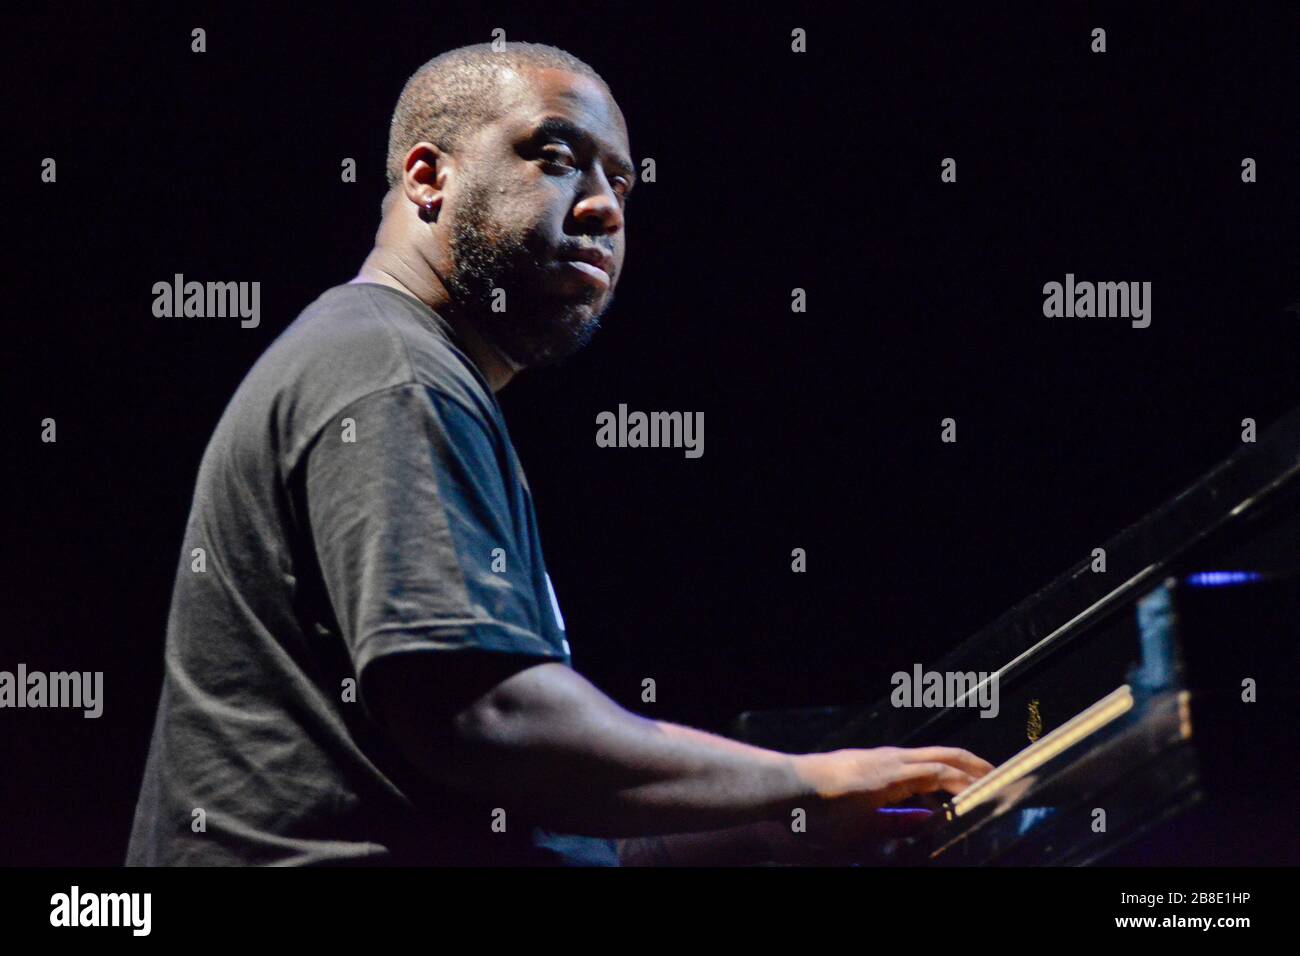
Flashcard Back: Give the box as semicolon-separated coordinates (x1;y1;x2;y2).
447;178;608;368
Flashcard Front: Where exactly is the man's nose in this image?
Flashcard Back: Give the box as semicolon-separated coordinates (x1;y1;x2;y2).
571;169;624;235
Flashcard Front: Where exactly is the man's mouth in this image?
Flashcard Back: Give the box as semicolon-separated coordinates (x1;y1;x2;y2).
557;246;614;289
558;258;611;288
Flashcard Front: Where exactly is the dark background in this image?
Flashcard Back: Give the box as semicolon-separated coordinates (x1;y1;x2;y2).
3;3;1297;865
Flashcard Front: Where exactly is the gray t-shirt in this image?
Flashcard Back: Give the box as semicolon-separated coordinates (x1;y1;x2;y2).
126;282;618;866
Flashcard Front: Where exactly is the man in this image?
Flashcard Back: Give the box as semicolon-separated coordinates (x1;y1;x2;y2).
126;41;991;866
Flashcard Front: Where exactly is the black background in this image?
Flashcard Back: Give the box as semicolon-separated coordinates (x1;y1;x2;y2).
3;2;1297;865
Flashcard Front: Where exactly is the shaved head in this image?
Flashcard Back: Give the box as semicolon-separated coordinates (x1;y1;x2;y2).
386;42;608;188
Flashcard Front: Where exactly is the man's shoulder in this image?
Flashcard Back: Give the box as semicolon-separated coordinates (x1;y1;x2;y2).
218;282;501;471
275;282;484;398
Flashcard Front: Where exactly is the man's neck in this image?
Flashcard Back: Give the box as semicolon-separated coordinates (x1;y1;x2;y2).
350;252;519;392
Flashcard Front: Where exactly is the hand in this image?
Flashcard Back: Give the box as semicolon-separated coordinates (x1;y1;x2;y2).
757;746;994;863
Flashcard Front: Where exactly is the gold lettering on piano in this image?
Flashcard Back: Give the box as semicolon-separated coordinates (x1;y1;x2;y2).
951;685;1134;818
1027;699;1043;743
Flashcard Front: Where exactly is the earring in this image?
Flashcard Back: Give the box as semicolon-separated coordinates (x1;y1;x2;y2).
422;199;437;222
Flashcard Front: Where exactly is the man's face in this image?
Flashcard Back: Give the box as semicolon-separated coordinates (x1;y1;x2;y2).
445;67;632;368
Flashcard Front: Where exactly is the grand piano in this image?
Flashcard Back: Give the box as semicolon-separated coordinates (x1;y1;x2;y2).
732;407;1300;865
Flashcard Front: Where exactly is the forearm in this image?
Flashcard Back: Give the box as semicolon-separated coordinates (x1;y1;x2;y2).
412;663;816;837
375;658;992;858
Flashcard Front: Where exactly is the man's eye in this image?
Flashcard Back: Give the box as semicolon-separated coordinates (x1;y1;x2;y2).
540;145;577;168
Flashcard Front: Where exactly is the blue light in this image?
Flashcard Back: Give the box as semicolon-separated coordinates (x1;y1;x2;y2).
1184;571;1263;588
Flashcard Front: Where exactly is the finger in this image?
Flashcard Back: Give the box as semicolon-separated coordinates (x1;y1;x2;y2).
898;746;993;775
899;746;996;778
883;762;976;802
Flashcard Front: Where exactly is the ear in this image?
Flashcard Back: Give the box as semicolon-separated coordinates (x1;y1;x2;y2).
399;142;452;222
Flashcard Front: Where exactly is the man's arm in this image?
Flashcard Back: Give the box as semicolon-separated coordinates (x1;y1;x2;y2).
366;655;991;845
301;385;989;852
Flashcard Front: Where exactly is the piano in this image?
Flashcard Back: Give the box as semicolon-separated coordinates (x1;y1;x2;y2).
731;407;1300;865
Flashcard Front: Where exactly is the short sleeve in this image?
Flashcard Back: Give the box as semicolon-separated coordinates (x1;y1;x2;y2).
301;383;565;683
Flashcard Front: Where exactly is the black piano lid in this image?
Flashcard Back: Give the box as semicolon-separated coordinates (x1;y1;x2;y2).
814;402;1300;752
